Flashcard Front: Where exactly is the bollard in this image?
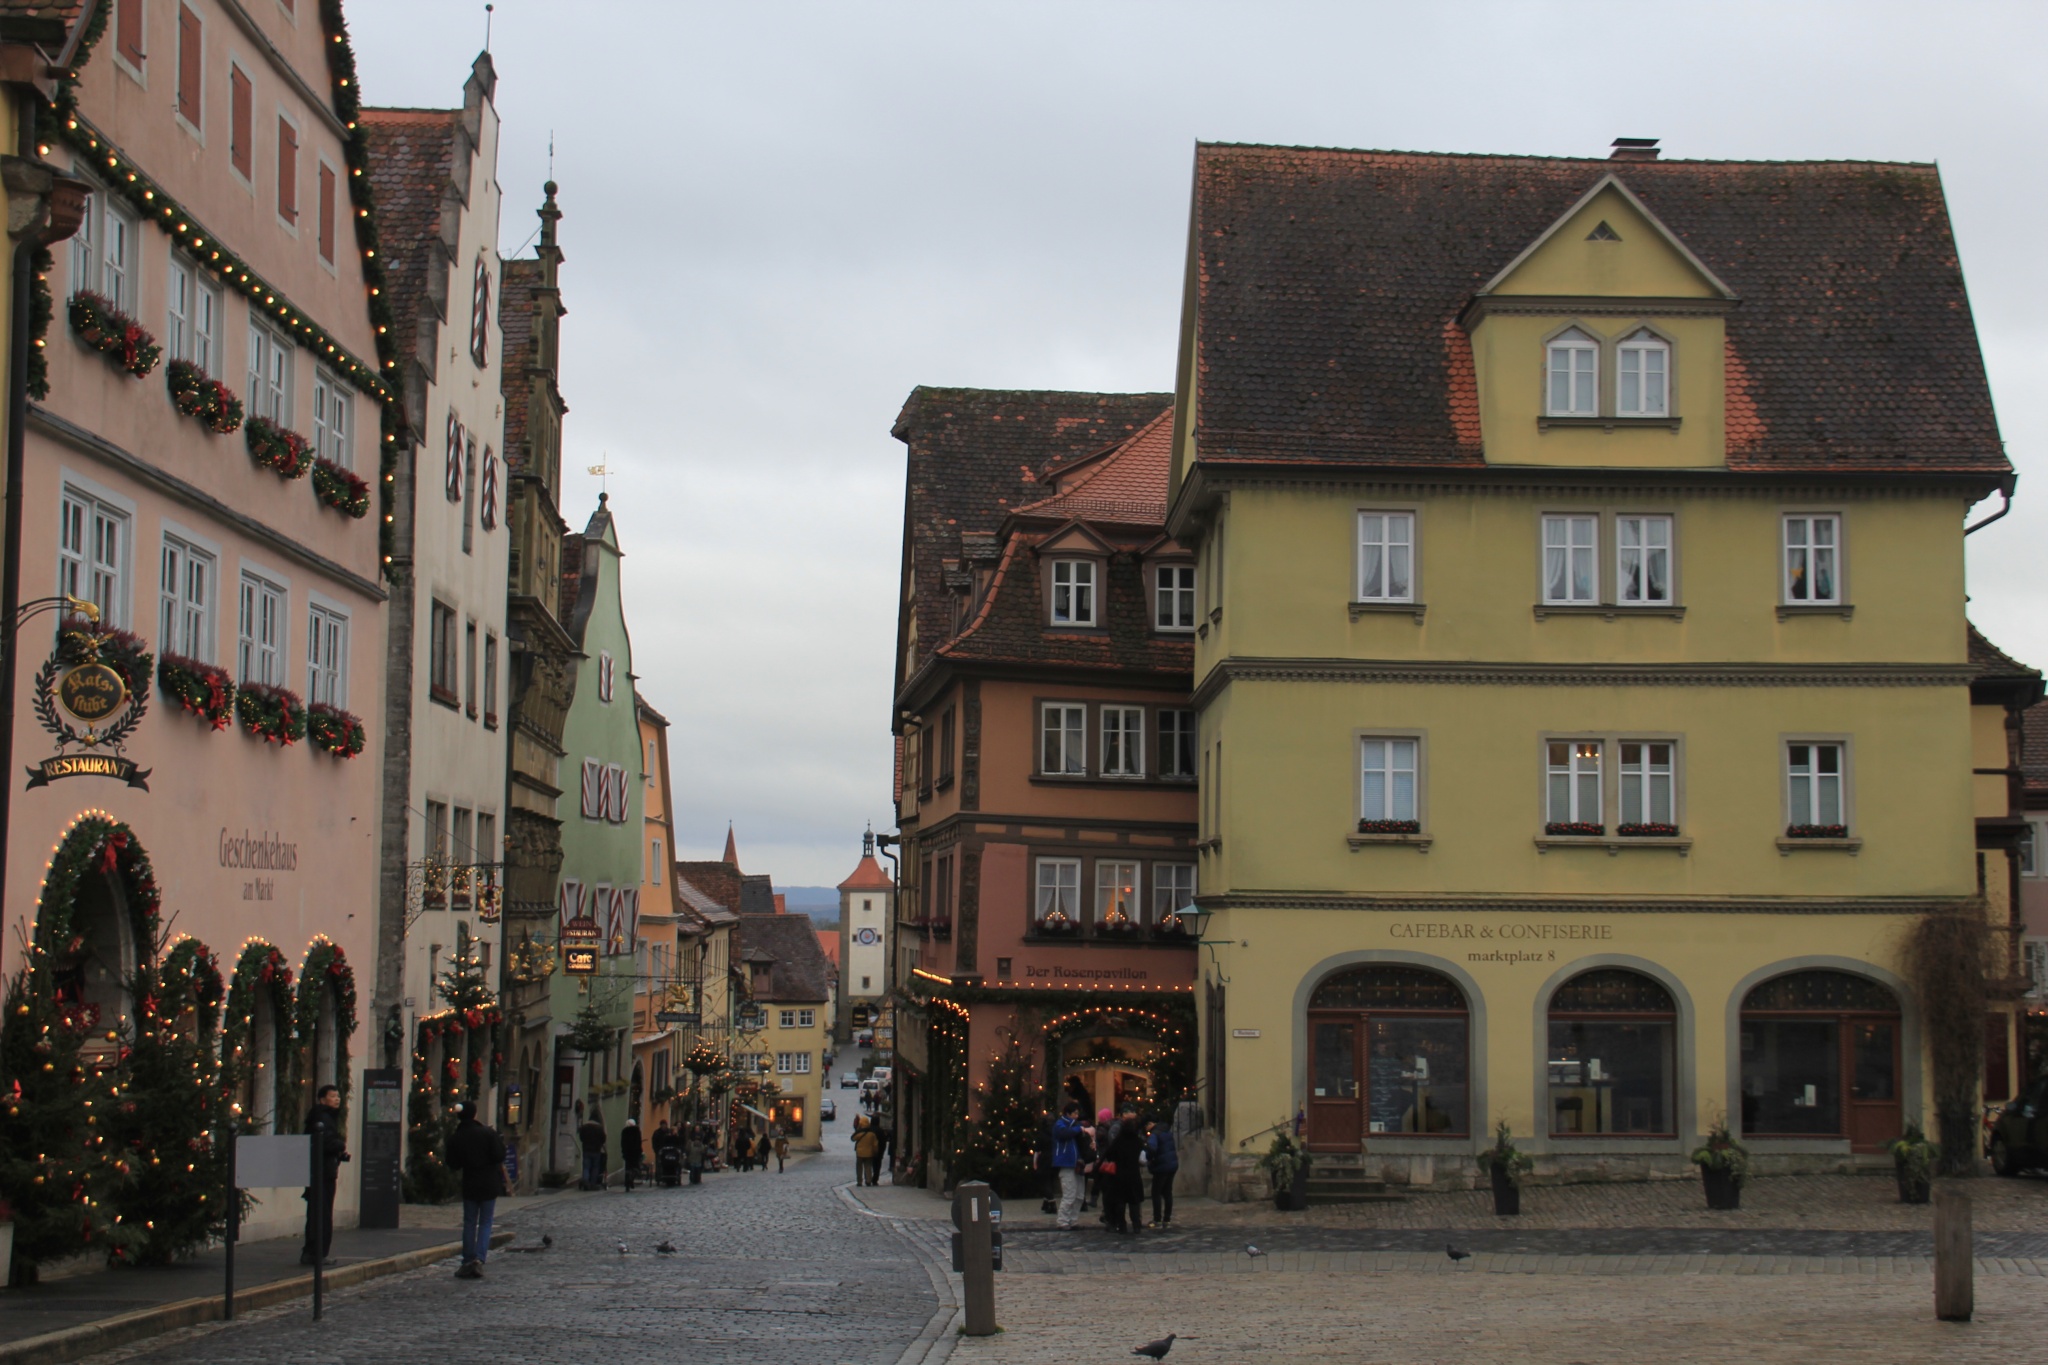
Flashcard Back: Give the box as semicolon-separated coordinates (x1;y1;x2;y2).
1933;1182;1972;1322
955;1180;998;1336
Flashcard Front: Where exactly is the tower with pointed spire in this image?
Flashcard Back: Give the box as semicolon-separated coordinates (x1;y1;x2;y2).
835;827;896;1043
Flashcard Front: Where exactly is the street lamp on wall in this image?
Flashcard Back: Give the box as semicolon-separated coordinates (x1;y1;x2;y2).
1174;904;1237;985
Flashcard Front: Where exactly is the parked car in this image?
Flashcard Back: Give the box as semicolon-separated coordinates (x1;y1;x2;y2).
820;1097;837;1122
1988;1073;2048;1175
840;1072;859;1089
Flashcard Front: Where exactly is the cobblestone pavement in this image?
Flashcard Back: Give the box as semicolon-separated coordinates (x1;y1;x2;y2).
83;1142;944;1365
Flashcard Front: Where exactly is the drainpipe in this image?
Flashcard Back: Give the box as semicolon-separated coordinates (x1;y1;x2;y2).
1964;478;2015;536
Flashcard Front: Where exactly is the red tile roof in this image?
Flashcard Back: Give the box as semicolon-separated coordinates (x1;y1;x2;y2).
676;861;743;914
1012;407;1175;527
838;854;893;892
1190;145;2009;478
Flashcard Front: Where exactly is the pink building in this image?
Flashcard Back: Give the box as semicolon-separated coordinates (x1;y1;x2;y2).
3;1;390;1244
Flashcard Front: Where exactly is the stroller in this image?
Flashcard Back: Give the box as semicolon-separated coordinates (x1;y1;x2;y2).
655;1142;684;1188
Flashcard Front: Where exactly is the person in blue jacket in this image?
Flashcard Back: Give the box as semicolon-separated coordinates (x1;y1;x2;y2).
1050;1100;1088;1230
1144;1114;1180;1228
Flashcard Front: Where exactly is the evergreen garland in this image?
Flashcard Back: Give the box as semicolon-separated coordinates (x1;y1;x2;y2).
67;290;161;378
244;416;313;480
293;939;357;1120
105;939;234;1264
306;702;366;759
157;653;235;730
311;458;370;518
33;814;161;956
57;614;153;700
26;246;51;401
220;942;295;1133
234;681;307;745
403;1014;456;1203
165;359;244;434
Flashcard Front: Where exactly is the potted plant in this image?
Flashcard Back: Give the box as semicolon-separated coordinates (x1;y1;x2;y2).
1257;1126;1310;1211
1889;1124;1939;1205
1475;1120;1535;1215
1691;1119;1749;1210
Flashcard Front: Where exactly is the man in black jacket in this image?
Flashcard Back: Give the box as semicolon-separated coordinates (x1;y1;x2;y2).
299;1085;349;1266
445;1100;507;1278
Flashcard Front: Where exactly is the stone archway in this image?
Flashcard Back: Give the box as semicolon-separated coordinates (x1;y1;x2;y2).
36;815;164;1060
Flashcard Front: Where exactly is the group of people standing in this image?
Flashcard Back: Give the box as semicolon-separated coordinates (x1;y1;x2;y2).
1041;1102;1178;1233
579;1111;786;1187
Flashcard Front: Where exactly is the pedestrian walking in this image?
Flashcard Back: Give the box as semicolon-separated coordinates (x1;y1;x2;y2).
298;1084;349;1266
1106;1105;1146;1234
445;1100;508;1278
1144;1114;1179;1228
854;1116;882;1186
620;1118;644;1191
770;1120;790;1172
685;1126;708;1184
1050;1101;1087;1230
651;1121;681;1187
734;1127;754;1172
578;1110;607;1190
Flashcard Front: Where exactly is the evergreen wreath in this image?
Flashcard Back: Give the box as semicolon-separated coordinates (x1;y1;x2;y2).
68;290;161;378
293;939;357;1118
157;653;234;731
165;359;244;434
234;681;307;745
56;614;153;698
244;416;313;480
306;702;366;759
311;458;370;518
684;1042;728;1076
26;246;51;401
221;942;295;1134
33;814;163;957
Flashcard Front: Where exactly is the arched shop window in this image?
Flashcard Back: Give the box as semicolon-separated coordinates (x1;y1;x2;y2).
1547;969;1675;1136
1305;964;1469;1148
1739;969;1902;1152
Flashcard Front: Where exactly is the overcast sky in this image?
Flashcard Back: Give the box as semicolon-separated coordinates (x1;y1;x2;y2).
350;1;2048;886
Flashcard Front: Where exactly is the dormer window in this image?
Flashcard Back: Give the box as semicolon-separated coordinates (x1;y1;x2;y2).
1546;329;1598;416
1616;331;1670;416
1154;564;1195;631
1051;559;1096;626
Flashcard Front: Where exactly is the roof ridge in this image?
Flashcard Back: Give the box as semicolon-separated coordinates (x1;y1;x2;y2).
1195;141;1938;170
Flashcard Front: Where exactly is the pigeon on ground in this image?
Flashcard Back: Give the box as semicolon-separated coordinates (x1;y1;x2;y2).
655;1240;677;1255
618;1241;628;1255
504;1233;555;1254
1244;1244;1266;1259
1446;1243;1472;1264
542;1234;553;1248
1133;1334;1177;1360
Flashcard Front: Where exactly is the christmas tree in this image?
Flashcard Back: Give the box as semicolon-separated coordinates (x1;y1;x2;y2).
964;1033;1046;1197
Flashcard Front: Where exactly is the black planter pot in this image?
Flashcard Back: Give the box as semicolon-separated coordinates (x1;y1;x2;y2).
1895;1163;1931;1205
1700;1164;1742;1210
1489;1164;1521;1216
1273;1165;1309;1211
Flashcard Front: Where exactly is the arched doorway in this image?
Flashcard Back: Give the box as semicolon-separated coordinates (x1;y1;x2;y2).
37;816;163;1063
225;943;294;1132
1546;969;1676;1136
295;939;358;1117
1739;969;1901;1152
1306;964;1470;1150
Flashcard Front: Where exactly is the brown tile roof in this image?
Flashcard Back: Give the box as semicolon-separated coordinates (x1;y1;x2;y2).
1190;145;2009;477
674;876;738;925
2024;702;2048;797
676;861;743;914
892;388;1172;698
735;913;831;1004
361;109;461;392
498;259;540;468
1969;624;2037;682
1012;407;1175;527
0;0;81;43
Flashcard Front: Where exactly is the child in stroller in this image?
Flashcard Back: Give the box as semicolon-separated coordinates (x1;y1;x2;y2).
652;1122;684;1187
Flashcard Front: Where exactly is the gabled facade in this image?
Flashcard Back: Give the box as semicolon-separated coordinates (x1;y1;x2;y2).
732;908;832;1149
835;830;893;1042
890;388;1196;1187
361;53;509;1128
1169;140;2016;1192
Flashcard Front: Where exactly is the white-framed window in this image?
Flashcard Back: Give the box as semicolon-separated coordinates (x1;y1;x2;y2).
1617;331;1670;416
1101;705;1144;777
312;369;351;469
776;1052;812;1075
1546;328;1598;416
236;571;284;684
68;182;97;298
1618;741;1675;828
580;758;603;820
1546;740;1604;828
1360;736;1419;824
1542;514;1598;604
650;838;663;884
1159;709;1196;779
159;534;213;660
1155;564;1195;630
1615;515;1673;605
798;1008;815;1027
1783;515;1841;605
1786;742;1845;829
1152;863;1195;922
1050;560;1096;626
306;602;346;706
778;1009;797;1029
2020;822;2039;877
428;600;458;699
1095;860;1139;924
71;186;139;312
2025;940;2048;997
59;488;128;626
247;320;292;425
1041;702;1085;775
1357;511;1415;603
167;256;220;372
1034;857;1080;922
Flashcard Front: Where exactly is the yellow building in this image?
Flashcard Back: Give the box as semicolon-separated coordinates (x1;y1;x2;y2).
1166;141;2024;1192
630;694;682;1128
734;914;832;1149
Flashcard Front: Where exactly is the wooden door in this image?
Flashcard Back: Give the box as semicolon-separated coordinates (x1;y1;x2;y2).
1306;1013;1362;1151
1844;1017;1901;1153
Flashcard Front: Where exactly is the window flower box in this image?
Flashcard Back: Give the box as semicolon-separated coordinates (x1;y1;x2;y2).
235;681;307;745
245;415;313;480
1096;917;1142;940
69;290;161;378
1032;914;1078;937
1617;823;1679;838
157;652;235;730
1357;819;1421;835
1152;915;1193;941
311;457;370;518
307;702;367;759
923;918;952;942
1544;822;1605;837
165;359;244;433
1785;824;1848;839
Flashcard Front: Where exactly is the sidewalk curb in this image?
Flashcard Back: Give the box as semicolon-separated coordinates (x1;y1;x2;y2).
0;1229;511;1365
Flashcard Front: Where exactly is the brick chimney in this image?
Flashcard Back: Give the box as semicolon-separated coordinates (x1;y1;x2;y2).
1611;138;1661;162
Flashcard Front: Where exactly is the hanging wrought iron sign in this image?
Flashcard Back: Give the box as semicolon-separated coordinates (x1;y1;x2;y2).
26;613;151;790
